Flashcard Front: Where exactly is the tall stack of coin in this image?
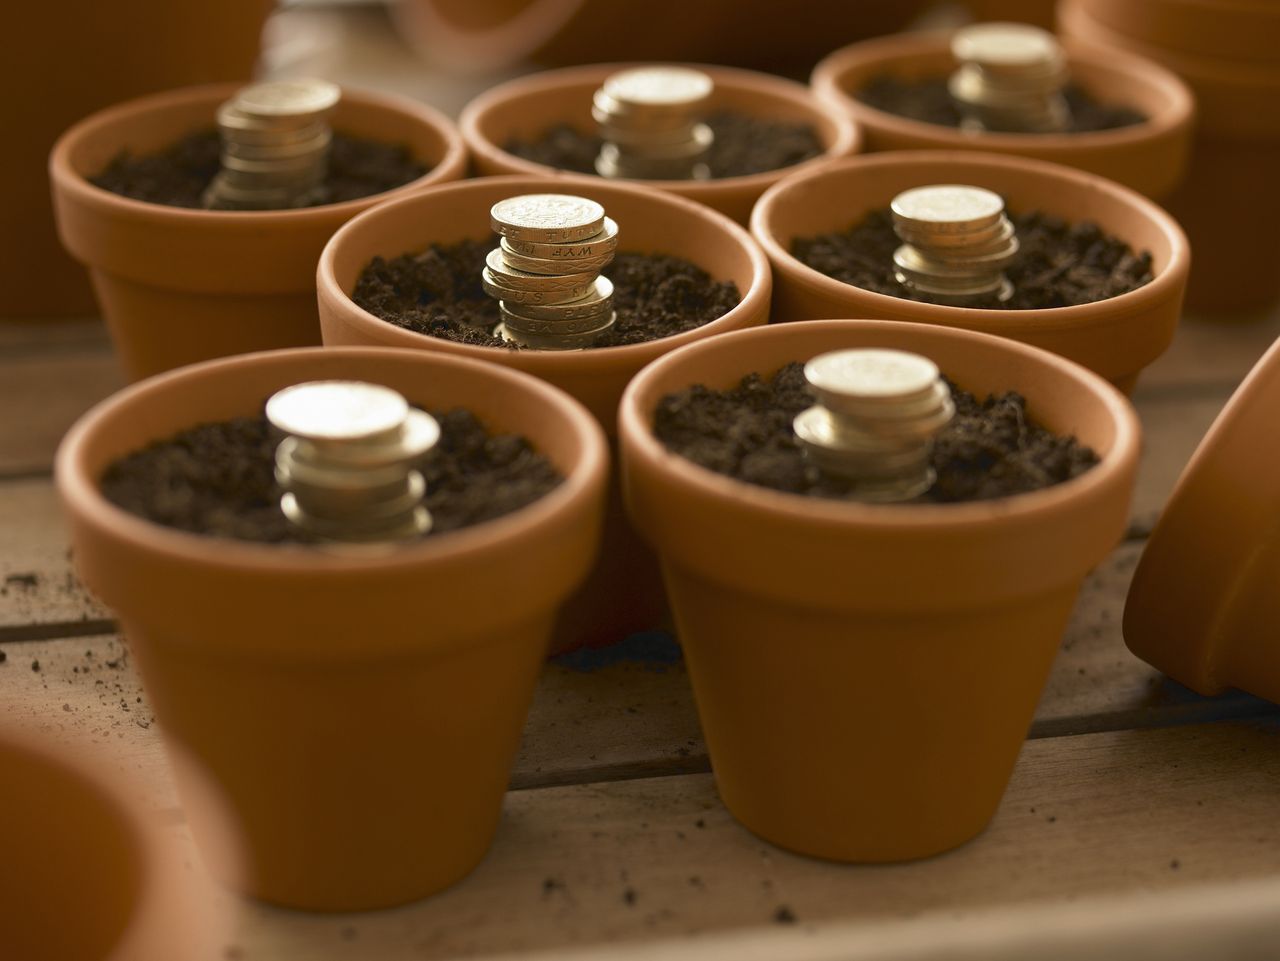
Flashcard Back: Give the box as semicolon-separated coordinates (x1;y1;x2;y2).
793;349;955;503
485;194;619;350
266;380;439;542
890;184;1020;304
203;79;342;211
593;66;714;181
949;23;1070;133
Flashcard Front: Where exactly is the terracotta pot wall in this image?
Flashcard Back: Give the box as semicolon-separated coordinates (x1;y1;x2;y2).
55;347;608;910
1058;0;1280;312
619;320;1140;860
50;84;467;380
3;0;272;318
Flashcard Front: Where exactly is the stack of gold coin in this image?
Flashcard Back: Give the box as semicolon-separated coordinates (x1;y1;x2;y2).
889;184;1020;304
949;23;1070;133
266;380;439;543
485;194;619;349
203;78;341;211
592;66;714;181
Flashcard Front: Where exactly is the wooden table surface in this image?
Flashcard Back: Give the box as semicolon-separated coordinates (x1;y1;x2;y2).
4;7;1280;960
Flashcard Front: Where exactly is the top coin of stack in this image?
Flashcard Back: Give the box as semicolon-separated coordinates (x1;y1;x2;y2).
949;23;1070;133
593;67;715;181
485;194;620;350
203;78;342;211
889;184;1020;304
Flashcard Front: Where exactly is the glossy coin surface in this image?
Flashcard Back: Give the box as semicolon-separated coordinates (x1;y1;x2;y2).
485;247;598;290
951;23;1063;72
500;217;619;259
891;185;1005;234
501;276;615;319
266;381;407;443
235;78;342;118
804;350;940;402
490;194;606;243
603;67;714;109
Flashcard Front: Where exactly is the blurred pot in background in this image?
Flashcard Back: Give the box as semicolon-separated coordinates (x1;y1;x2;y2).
393;0;927;75
4;0;273;318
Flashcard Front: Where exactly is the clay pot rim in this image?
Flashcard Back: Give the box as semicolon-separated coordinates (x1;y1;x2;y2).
49;82;469;229
458;61;862;196
55;346;608;576
750;150;1189;333
317;173;773;369
0;725;232;961
810;29;1195;152
619;319;1140;531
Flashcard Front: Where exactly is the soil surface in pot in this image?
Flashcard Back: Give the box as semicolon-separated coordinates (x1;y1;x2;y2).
91;129;428;209
100;407;561;543
654;362;1098;503
353;240;742;349
855;76;1146;132
504;111;824;178
793;209;1153;309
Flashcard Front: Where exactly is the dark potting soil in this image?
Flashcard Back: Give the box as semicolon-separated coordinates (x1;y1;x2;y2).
353;240;742;349
653;363;1099;503
793;208;1154;310
99;408;561;543
856;76;1147;132
90;129;427;209
504;111;825;178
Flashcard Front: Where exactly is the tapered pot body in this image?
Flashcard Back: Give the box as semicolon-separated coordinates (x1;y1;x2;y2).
459;63;860;225
751;151;1189;394
1059;0;1280;313
0;725;230;960
3;0;272;318
55;347;608;910
620;320;1140;860
810;31;1194;200
318;174;771;651
50;84;468;380
1125;335;1280;705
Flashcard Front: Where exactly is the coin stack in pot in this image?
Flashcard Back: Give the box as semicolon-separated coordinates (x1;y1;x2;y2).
266;380;440;543
485;194;619;350
890;184;1020;305
949;22;1070;133
203;78;342;211
593;66;715;181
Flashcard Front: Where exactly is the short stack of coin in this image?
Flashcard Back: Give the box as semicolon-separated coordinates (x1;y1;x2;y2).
203;78;341;211
266;380;440;543
889;184;1020;304
485;194;619;350
949;22;1070;133
593;66;714;181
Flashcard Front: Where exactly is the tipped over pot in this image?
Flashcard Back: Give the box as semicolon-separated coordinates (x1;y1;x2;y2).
50;83;468;380
55;346;607;910
619;320;1140;861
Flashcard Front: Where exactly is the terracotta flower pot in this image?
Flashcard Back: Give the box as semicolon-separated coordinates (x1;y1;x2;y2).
318;173;771;651
751;151;1190;394
3;0;272;319
0;725;231;960
810;30;1194;200
619;319;1141;861
394;0;926;74
1124;335;1280;704
55;346;608;911
1059;0;1280;313
50;83;468;381
459;64;861;225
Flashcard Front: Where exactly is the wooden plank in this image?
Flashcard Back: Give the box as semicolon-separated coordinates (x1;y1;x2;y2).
0;479;112;636
0;317;109;354
222;720;1280;960
1138;307;1280;393
472;876;1280;961
0;349;123;477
